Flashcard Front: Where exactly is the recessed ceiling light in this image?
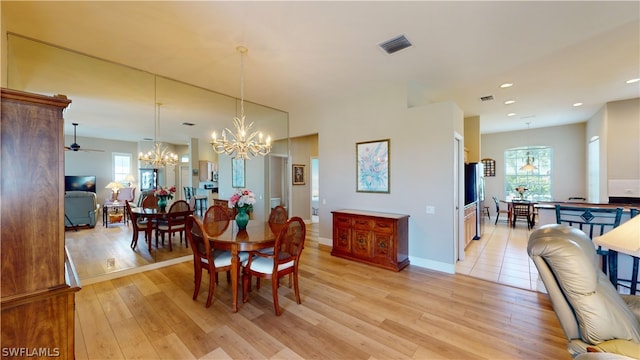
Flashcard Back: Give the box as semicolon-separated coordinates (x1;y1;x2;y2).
626;78;640;84
500;83;513;88
507;113;516;117
504;100;516;105
573;102;583;107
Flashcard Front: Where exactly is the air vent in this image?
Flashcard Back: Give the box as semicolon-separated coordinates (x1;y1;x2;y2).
378;34;413;55
143;137;153;141
480;95;494;102
181;122;195;126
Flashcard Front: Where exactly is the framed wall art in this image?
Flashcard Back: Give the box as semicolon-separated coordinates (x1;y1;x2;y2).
231;158;245;188
356;139;390;193
292;164;306;185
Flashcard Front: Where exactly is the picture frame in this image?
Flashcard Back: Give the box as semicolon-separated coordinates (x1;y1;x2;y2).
231;158;245;188
292;164;306;185
356;139;390;193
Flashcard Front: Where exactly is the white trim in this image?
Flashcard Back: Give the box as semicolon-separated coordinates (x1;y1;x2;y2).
409;256;456;274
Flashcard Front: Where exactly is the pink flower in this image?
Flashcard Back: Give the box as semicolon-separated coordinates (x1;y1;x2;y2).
228;189;256;211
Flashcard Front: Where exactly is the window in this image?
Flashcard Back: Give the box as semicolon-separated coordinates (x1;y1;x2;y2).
504;146;552;201
113;153;132;184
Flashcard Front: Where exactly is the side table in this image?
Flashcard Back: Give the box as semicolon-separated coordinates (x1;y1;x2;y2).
103;202;127;227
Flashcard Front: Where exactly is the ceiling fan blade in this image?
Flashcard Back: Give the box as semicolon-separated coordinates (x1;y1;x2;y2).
65;123;104;152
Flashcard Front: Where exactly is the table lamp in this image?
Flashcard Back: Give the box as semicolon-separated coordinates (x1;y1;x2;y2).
105;181;124;202
124;174;136;187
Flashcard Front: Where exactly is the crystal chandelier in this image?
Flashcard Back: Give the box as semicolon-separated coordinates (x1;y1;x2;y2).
139;102;178;168
211;46;271;160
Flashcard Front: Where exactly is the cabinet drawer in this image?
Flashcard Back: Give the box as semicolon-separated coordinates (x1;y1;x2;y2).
373;219;394;233
352;217;372;230
334;214;352;228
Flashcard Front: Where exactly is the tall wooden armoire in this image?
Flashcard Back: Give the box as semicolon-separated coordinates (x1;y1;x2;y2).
1;88;80;358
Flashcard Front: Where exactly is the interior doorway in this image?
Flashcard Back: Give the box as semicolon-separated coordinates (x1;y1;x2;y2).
311;157;319;223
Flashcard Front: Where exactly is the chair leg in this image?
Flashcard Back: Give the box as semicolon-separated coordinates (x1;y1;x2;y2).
494;213;499;225
130;231;138;249
193;267;202;301
205;269;215;308
272;276;281;316
293;271;301;305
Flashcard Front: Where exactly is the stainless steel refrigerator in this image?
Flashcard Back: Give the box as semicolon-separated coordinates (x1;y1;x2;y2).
465;162;485;239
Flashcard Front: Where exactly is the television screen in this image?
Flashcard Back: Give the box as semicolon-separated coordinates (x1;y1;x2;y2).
65;175;96;193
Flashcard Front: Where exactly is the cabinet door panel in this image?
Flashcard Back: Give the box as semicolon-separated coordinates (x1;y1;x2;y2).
334;226;351;253
351;230;371;258
372;232;393;261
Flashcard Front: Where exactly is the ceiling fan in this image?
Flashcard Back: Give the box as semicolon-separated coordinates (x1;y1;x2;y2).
65;123;104;152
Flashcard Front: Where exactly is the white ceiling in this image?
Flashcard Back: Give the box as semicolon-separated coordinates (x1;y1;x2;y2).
3;1;639;143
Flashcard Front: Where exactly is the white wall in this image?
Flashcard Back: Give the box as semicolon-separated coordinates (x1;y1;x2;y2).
481;123;586;213
289;84;463;273
64;135;139;203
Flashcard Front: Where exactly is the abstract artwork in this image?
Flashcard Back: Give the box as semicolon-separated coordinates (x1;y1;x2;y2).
356;139;389;193
232;158;245;188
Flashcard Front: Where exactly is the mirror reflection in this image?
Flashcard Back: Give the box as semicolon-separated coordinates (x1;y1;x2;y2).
7;34;289;281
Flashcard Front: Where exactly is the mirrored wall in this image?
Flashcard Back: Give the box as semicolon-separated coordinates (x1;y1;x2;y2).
7;33;289;280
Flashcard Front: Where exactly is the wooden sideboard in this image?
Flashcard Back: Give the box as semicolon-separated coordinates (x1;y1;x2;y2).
331;209;409;271
1;88;80;359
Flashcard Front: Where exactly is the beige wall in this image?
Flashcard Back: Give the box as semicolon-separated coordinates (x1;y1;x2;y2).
481;123;587;212
289;83;464;273
289;134;318;220
606;98;640;180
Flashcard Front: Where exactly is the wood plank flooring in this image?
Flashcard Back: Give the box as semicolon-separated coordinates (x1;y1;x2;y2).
73;223;571;359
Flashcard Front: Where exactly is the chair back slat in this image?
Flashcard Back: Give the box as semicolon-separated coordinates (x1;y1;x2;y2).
141;195;158;209
268;205;288;235
555;205;623;238
202;205;230;236
274;217;306;264
186;215;212;263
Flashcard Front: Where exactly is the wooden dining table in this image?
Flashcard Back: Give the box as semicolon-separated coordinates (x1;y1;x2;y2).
205;222;277;312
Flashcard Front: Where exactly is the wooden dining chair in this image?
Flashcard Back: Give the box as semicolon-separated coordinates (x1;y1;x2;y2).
555;205;623;274
511;200;533;229
156;200;191;251
186;215;248;308
204;205;231;259
125;200;151;250
492;196;510;225
242;217;306;316
141;195;158;209
268;205;288;235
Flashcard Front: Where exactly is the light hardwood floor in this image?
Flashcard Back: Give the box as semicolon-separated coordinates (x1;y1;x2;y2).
72;221;570;359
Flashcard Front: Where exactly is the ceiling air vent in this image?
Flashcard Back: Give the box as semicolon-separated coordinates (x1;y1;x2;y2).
378;34;413;55
181;122;195;126
480;95;494;102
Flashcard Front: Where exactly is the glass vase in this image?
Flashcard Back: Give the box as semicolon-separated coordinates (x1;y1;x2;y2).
235;206;249;230
157;195;168;212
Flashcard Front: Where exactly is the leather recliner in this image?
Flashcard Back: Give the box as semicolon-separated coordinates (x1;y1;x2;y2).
527;224;640;358
65;191;98;228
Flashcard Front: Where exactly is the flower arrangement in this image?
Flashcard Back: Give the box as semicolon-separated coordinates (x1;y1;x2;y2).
228;189;256;212
153;186;177;199
515;186;528;199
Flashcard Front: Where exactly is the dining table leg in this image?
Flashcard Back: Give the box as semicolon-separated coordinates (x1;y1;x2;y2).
230;247;240;312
